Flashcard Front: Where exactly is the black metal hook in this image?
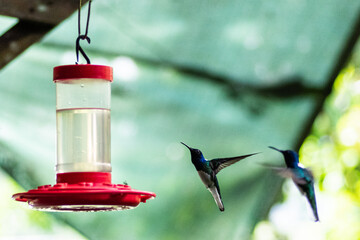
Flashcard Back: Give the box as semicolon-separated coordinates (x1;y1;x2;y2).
75;0;92;64
75;35;91;64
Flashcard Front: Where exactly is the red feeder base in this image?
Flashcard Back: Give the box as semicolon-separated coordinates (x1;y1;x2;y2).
12;172;156;212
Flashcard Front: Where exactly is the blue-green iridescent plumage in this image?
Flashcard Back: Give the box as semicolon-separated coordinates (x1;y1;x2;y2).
269;146;319;222
181;142;258;212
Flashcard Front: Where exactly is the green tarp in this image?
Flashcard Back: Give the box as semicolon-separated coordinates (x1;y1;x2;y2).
0;1;360;239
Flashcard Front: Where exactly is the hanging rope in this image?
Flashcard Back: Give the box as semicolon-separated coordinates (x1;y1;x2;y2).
75;0;92;64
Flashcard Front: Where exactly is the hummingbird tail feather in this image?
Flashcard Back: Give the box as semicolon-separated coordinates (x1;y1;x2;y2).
309;198;319;222
305;188;319;222
208;187;224;211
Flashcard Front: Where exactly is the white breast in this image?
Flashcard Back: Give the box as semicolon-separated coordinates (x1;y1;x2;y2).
198;171;214;188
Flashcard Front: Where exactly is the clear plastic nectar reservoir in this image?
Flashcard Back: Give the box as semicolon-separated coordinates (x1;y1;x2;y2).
54;65;113;173
56;107;110;172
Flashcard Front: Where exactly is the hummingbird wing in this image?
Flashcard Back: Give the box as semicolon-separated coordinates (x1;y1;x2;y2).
259;164;296;179
209;153;259;175
261;164;314;185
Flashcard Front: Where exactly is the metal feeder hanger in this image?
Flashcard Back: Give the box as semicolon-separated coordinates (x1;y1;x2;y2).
12;1;155;212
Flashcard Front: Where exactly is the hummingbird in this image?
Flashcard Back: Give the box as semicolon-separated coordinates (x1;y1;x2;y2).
269;146;319;222
181;142;258;212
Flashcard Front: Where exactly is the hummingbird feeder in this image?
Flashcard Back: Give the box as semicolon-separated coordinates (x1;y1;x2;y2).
12;64;155;212
12;0;155;212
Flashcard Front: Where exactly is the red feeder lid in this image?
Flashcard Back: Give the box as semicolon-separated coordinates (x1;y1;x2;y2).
54;64;113;82
12;172;156;212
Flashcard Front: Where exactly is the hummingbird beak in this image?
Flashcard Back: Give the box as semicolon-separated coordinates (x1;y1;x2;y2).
268;146;284;153
181;142;192;150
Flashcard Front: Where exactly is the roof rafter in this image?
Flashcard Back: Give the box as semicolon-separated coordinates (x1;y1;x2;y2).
0;0;89;70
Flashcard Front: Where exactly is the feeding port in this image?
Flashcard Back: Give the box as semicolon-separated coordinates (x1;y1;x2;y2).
12;64;155;212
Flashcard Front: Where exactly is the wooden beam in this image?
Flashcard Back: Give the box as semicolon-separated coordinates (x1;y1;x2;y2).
0;0;89;25
0;0;89;70
0;20;54;69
